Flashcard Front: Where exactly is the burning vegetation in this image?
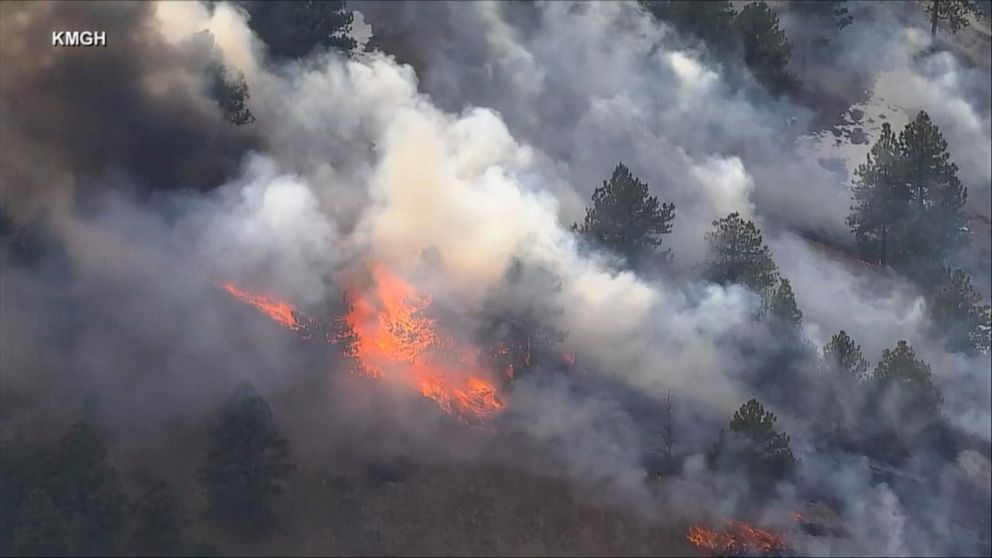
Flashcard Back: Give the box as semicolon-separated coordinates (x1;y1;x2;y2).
686;520;788;557
222;265;505;424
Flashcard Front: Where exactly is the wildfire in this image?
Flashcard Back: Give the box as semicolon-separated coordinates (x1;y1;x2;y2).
344;265;505;422
220;265;506;424
221;282;300;330
687;520;787;556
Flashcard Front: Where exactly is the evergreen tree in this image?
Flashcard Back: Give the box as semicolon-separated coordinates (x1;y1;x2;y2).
789;1;853;80
709;399;796;485
870;341;942;447
924;0;986;37
240;1;355;59
768;277;803;330
822;330;869;380
703;212;779;299
47;421;128;555
211;67;255;126
791;1;853;32
847;122;906;266
640;0;737;50
199;384;296;531
898;111;968;279
132;480;187;555
816;330;870;446
847;112;967;280
928;267;992;355
734;2;796;94
573;163;675;270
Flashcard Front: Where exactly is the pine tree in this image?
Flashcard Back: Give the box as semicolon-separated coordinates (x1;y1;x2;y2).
898;111;968;279
817;330;870;446
47;421;128;555
132;480;188;555
928;268;992;355
847;122;906;266
240;0;356;59
703;212;779;299
925;0;986;37
211;67;256;126
640;0;737;51
847;112;967;280
768;277;803;330
734;2;796;94
199;384;296;531
822;330;869;380
791;1;853;32
710;399;796;484
573;163;676;270
871;341;942;432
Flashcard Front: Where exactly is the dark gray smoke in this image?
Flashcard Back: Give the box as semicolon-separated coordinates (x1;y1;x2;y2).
1;1;989;556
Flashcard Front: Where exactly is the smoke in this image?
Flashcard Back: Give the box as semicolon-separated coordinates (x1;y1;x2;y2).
1;1;989;555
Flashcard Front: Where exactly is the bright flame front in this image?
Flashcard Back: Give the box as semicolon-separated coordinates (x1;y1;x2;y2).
344;265;505;422
221;265;505;424
687;520;787;555
222;282;300;330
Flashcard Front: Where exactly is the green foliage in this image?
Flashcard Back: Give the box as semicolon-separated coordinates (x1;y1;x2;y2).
48;422;129;555
643;1;797;95
822;330;869;380
0;422;128;556
847;122;905;266
791;0;853;31
573;163;675;270
640;0;736;50
928;268;992;355
925;0;987;36
847;112;968;281
703;212;779;298
710;399;796;484
871;341;942;431
199;384;296;531
132;480;188;555
815;331;869;446
241;0;356;59
768;277;802;330
211;67;255;126
734;2;796;94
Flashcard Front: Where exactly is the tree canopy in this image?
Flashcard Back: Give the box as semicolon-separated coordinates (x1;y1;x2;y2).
703;212;779;298
199;384;296;531
871;341;943;433
822;330;869;380
734;2;796;94
240;1;356;59
573;163;675;270
709;399;796;485
640;0;737;50
924;0;987;36
928;267;992;355
768;277;803;330
847;112;968;281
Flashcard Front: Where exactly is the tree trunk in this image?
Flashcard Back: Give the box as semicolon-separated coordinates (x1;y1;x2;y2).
931;0;940;37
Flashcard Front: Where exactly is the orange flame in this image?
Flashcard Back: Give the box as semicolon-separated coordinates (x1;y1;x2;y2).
687;520;786;555
344;265;505;422
221;266;506;424
222;282;300;330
